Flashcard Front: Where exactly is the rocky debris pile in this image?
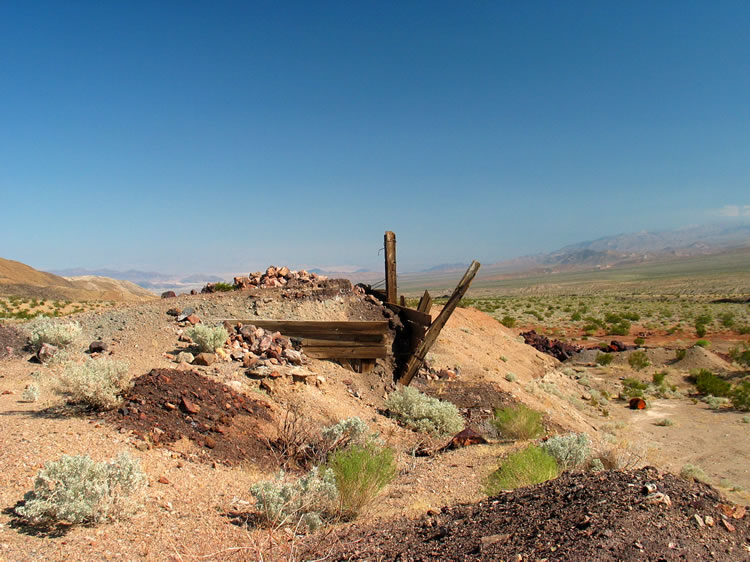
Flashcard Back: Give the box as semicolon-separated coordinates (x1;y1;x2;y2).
105;369;275;466
221;322;307;368
202;266;328;293
307;467;750;561
521;330;582;362
0;324;26;359
592;340;634;353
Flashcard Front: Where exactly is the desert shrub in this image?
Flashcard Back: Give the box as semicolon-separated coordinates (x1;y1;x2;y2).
592;436;644;470
485;445;558;494
56;358;131;410
736;325;750;335
595;353;614;366
500;315;516;328
655;418;674;426
621;377;648;398
505;372;517;382
589;458;605;472
693;369;731;397
652;371;667;386
627;351;650;371
28;318;82;351
250;467;338;530
213;282;235;292
701;395;729;410
730;381;750;411
742;416;750;424
634;337;646;346
695;339;710;348
187;324;229;352
16;453;146;525
607;320;631;336
719;311;735;328
729;344;750;367
570;311;582;321
674;349;687;361
680;463;710;484
491;404;544;440
326;442;396;518
320;417;368;450
22;384;40;402
385;386;464;436
541;433;590;471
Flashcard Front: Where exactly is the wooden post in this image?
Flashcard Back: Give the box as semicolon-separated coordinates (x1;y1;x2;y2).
417;290;432;314
384;231;397;305
398;261;480;386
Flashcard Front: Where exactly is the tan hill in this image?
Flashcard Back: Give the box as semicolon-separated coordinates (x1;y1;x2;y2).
0;257;156;302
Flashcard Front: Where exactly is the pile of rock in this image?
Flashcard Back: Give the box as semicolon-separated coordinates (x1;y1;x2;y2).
222;322;306;368
202;266;327;293
520;330;582;362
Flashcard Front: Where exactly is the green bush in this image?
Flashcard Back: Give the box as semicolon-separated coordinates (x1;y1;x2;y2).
622;377;649;398
541;433;590;471
693;369;731;397
327;442;396;518
702;395;729;410
596;353;614;366
187;324;229;352
627;350;650;371
674;349;687;361
695;339;710;348
29;318;82;351
500;315;516;328
607;320;631;336
16;453;146;525
652;371;667;386
730;381;750;411
491;404;544;440
634;337;646;346
729;344;750;367
485;445;558;494
695;323;707;338
385;386;464;436
570;311;582;321
56;358;132;410
213;282;235;292
719;312;735;328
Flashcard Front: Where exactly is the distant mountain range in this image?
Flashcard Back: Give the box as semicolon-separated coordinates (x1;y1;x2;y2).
50;268;225;291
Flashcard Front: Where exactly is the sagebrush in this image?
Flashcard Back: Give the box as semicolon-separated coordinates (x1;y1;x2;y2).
385;386;464;436
187;324;229;353
29;318;82;351
541;432;590;471
491;403;544;440
16;453;146;525
485;445;558;494
56;358;131;409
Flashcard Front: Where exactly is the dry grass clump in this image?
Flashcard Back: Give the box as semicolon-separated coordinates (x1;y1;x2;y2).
491;403;544;440
385;386;464;436
56;358;131;409
16;453;146;525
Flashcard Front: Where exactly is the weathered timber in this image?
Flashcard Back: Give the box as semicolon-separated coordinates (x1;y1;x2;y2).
417;290;432;314
385;302;432;327
385;231;398;304
303;346;387;359
221;320;388;338
398;261;480;385
399;295;406;306
299;337;384;347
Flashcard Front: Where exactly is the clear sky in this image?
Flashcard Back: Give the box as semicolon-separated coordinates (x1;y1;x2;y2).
1;1;748;274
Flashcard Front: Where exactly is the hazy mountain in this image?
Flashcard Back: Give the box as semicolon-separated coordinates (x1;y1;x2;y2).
50;268;224;290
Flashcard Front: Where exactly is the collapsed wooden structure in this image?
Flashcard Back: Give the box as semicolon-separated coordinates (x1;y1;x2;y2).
224;231;480;384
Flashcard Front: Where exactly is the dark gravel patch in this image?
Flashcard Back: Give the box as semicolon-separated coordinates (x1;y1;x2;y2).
0;324;27;359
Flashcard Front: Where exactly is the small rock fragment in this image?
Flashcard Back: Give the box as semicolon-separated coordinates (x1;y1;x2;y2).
193;353;216;366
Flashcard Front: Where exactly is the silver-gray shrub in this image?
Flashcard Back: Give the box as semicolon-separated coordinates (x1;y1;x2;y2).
28;317;82;351
385;386;464;436
542;432;591;471
321;417;368;449
187;324;229;352
16;452;146;525
57;358;131;410
250;467;338;530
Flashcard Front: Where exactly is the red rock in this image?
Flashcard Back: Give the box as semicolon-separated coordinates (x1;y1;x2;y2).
193;352;215;366
166;308;181;316
161;291;177;298
180;397;201;414
278;266;290;278
158;476;170;484
1;389;14;395
204;436;217;449
269;371;282;379
185;315;201;325
445;428;488;449
242;354;259;368
721;518;736;532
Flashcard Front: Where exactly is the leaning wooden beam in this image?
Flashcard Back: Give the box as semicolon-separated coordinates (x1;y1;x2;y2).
303;346;387;359
398;261;481;386
384;231;398;304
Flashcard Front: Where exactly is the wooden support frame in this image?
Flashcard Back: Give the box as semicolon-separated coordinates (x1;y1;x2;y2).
398;261;480;386
417;290;432;314
384;231;397;304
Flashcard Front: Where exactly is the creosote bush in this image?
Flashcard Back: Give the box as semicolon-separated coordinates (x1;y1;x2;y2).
326;442;396;518
541;432;590;471
57;358;131;409
16;453;146;525
595;352;614;366
674;349;687;361
627;350;650;371
29;318;82;351
491;403;544;440
730;381;750;411
385;386;464;436
485;445;558;494
187;324;229;353
692;369;732;397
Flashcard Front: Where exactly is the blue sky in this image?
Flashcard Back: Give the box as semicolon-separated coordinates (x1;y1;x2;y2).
1;1;748;274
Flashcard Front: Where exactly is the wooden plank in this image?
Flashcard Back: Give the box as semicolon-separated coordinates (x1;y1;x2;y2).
303;346;387;359
417;290;432;314
398;261;480;386
399;295;406;306
385;302;432;327
300;337;384;347
221;320;388;338
385;231;398;304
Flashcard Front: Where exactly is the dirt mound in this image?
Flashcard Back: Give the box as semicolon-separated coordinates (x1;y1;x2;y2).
104;369;276;466
312;467;750;561
0;324;26;359
572;345;734;372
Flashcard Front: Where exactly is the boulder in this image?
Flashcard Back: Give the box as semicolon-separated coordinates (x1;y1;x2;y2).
36;343;59;363
176;351;194;364
161;291;177;299
193;352;216;366
88;340;108;353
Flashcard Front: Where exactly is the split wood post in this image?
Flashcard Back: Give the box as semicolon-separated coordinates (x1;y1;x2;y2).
417;290;432;314
399;295;406;307
398;261;480;386
384;231;398;304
